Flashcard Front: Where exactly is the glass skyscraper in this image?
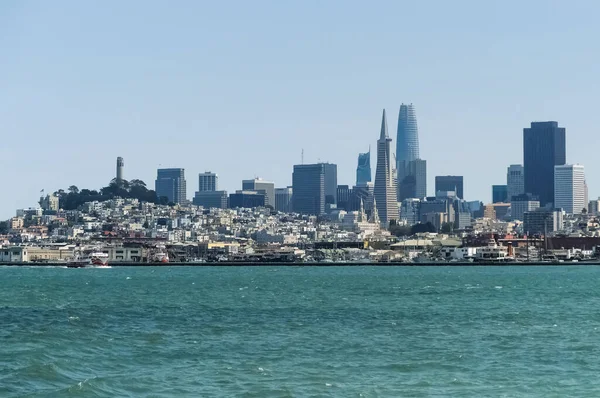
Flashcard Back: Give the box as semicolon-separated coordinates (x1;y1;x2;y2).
155;168;187;204
292;163;337;215
523;121;566;206
396;103;426;200
396;104;419;163
356;150;372;186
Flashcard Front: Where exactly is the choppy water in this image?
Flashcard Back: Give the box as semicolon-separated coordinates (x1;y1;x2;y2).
2;266;600;397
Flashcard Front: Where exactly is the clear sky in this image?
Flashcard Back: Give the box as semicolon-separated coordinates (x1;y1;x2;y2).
2;0;599;218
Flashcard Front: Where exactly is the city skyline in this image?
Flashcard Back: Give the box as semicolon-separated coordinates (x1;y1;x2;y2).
4;1;600;218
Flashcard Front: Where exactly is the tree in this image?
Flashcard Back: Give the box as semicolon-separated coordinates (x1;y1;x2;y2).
441;222;454;234
0;221;8;234
68;185;79;194
389;224;411;237
411;222;436;234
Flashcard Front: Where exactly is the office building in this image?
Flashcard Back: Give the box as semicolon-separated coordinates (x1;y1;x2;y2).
454;200;472;230
242;178;275;207
396;103;419;164
116;157;124;183
523;121;566;206
198;172;218;192
420;197;454;224
373;109;399;226
524;209;564;235
229;190;266;209
356;150;372;186
292;164;326;215
510;194;540;221
589;198;600;216
155;168;186;204
492;185;508;203
554;164;586;214
322;163;338;207
398;159;427;201
400;198;421;226
507;164;524;201
336;185;352;211
193;191;228;209
349;182;374;214
275;187;293;213
435;176;464;199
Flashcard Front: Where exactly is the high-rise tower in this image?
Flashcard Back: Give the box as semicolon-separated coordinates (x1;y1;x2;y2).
396;104;426;200
356;149;372;185
396;104;419;163
374;109;399;226
116;157;124;183
523;121;566;206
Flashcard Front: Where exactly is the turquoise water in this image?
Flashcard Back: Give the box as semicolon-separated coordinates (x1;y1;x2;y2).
1;266;600;397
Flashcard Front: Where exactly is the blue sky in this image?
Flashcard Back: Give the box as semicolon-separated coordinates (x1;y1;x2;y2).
1;0;599;218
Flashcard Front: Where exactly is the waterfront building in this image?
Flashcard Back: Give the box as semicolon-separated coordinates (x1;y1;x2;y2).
192;190;228;209
292;163;326;215
275;187;293;213
554;164;586;214
510;194;540;221
373;109;399;226
524;208;564;235
435;176;464;200
507;164;524;201
155;168;187;204
396;104;419;164
116;157;124;183
198;172;218;192
398;159;427;201
523;121;566;206
242;178;275;207
356;150;372;186
229;190;266;209
492;185;508;203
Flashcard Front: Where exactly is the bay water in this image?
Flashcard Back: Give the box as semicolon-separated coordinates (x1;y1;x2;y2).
1;265;600;397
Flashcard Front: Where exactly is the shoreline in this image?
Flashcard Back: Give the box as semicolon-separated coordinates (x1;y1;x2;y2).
1;261;598;267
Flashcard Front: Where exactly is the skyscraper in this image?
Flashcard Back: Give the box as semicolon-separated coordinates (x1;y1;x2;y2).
275;187;293;213
435;176;464;199
116;157;124;183
242;178;275;207
322;163;338;207
523;121;566;206
396;104;427;201
198;172;218;192
356;150;372;186
398;159;427;201
374;109;399;226
507;164;524;201
492;185;508;203
155;168;187;204
396;104;419;163
292;163;326;215
554;164;586;214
